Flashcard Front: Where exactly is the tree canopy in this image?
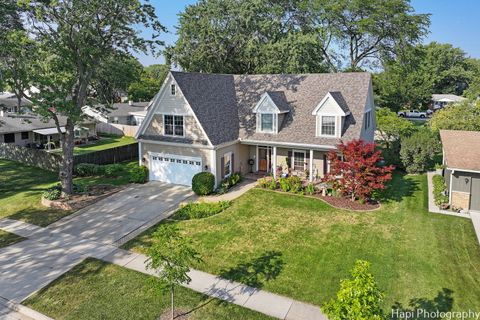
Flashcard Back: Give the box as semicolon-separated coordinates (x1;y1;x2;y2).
429;100;480;133
128;64;169;102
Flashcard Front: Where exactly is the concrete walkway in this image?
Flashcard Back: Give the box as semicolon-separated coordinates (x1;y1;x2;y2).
200;179;257;203
471;211;480;245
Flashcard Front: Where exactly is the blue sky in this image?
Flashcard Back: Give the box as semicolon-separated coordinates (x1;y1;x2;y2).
135;0;480;66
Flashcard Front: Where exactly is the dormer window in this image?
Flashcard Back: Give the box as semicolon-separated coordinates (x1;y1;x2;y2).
253;92;290;134
312;92;350;138
321;116;336;136
261;114;274;132
171;84;176;95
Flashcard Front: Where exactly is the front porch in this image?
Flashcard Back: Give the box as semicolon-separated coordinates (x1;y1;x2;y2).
245;144;332;182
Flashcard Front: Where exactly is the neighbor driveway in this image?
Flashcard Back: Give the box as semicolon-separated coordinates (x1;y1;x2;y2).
0;182;193;303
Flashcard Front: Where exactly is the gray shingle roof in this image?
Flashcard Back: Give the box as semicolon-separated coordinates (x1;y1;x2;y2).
0;112;67;134
329;91;350;114
432;94;466;102
104;102;149;117
266;91;291;113
171;72;371;146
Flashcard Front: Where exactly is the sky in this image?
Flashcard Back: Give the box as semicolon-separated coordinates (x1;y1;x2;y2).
135;0;480;66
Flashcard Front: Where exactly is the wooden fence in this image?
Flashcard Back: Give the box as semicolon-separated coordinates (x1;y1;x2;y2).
0;142;138;172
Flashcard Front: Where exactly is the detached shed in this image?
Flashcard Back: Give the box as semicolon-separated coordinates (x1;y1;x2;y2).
440;130;480;212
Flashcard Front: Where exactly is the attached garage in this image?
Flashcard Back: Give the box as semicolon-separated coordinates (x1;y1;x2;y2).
149;153;202;186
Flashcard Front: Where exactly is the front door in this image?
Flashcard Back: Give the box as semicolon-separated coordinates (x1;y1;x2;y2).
258;146;272;172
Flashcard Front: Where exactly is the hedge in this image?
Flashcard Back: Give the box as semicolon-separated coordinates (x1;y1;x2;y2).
432;174;449;206
192;172;215;195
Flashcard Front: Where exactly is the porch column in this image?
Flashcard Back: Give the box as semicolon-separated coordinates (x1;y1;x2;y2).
272;146;277;179
309;149;313;182
47;135;51;150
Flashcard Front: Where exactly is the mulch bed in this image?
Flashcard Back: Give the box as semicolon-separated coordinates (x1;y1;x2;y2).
158;309;190;320
313;194;380;211
42;184;124;211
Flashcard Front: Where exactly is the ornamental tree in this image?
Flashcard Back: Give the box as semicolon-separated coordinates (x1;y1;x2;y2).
323;140;394;202
322;260;385;320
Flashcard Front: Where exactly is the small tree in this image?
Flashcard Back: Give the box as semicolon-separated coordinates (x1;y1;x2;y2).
376;108;415;149
323;140;394;202
400;128;441;174
146;225;201;320
322;260;385;320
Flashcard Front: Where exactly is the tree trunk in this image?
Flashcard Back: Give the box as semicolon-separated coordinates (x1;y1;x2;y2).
60;119;75;195
171;285;174;320
16;95;22;113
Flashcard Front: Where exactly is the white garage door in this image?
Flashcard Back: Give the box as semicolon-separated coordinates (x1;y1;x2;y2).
149;153;202;186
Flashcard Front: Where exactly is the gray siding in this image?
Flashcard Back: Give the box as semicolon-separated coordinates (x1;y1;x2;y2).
451;171;477;193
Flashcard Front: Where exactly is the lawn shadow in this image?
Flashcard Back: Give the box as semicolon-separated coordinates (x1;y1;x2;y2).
9;207;72;227
376;171;420;204
218;250;284;289
390;288;454;320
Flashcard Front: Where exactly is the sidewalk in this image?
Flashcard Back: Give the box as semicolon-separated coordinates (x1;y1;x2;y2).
200;179;257;203
0;218;328;320
103;248;327;320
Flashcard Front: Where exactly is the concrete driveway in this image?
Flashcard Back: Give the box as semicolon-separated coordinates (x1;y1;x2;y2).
0;182;193;304
49;182;194;244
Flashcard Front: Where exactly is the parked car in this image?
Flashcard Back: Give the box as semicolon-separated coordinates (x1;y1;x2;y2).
397;109;428;118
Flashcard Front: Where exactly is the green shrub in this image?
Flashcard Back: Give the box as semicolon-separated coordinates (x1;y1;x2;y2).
73;183;89;194
43;184;62;200
257;178;269;188
104;164;124;177
432;174;449;206
400;128;441;174
305;183;316;195
287;176;303;193
267;178;277;190
75;163;103;177
218;172;243;193
192;172;215;195
279;177;290;192
129;165;148;184
172;201;231;220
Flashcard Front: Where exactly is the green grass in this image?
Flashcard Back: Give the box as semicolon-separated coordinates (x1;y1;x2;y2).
124;172;480;313
0;159;135;226
52;135;136;155
23;258;272;320
0;230;24;248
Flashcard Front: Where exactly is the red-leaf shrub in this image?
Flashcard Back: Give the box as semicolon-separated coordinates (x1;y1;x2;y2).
323;140;394;202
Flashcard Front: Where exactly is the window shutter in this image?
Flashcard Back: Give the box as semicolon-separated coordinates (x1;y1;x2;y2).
287;151;292;169
221;156;225;179
231;153;235;173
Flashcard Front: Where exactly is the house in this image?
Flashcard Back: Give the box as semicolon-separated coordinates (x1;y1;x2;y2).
0;91;32;113
0;109;97;149
440;130;480;212
136;71;375;187
82;101;150;136
432;94;466;110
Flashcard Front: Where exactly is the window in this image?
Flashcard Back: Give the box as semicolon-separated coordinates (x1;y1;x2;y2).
293;151;305;171
164;115;184;136
364;111;371;130
21;131;29;140
261;113;274;132
321;116;336;136
171;84;176;95
223;152;232;178
4;133;15;143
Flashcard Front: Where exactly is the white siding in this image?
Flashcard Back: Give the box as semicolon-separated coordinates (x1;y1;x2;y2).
154;77;192;116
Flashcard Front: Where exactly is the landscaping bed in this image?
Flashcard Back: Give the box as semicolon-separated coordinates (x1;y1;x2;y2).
41;184;124;211
23;258;272;320
124;173;480;313
313;194;380;211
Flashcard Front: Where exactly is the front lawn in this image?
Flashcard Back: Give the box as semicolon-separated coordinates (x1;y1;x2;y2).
51;134;136;155
124;172;480;313
0;159;136;226
0;230;24;248
24;258;272;320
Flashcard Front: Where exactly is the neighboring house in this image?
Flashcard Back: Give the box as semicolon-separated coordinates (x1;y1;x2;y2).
82;101;150;136
0;110;97;149
432;94;466;110
0;91;32;113
440;130;480;212
136;71;376;187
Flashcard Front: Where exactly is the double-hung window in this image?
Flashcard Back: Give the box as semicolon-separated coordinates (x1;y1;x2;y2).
321;116;336;136
164;115;184;137
261;113;274;132
364;111;371;130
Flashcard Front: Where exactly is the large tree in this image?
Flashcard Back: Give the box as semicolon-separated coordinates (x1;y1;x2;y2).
429;100;480;133
19;0;164;195
308;0;430;71
128;64;169;102
166;0;328;74
375;42;475;111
